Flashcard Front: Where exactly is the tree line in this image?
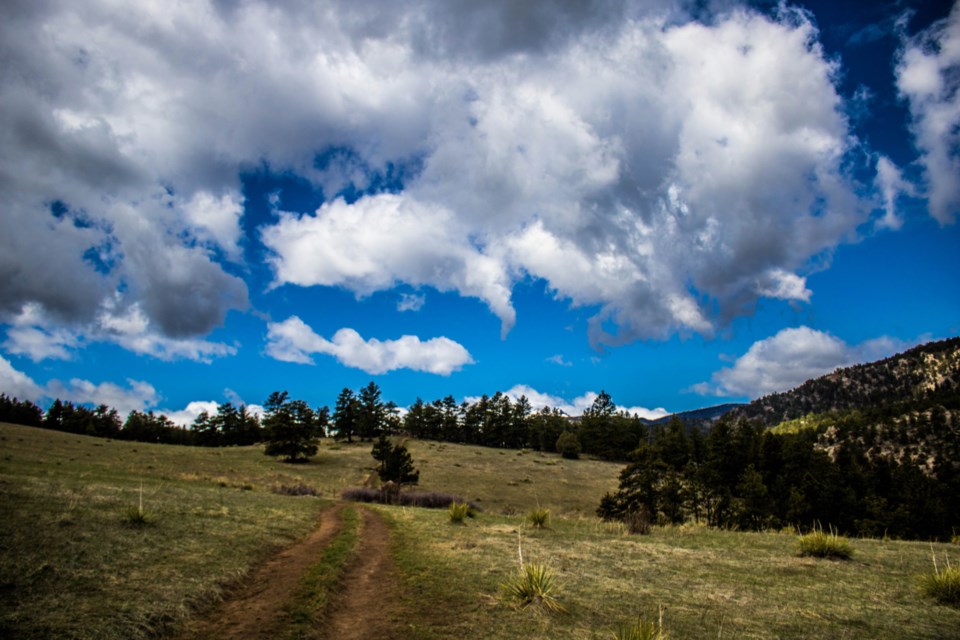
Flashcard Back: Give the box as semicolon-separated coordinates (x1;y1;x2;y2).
4;383;956;539
598;401;959;540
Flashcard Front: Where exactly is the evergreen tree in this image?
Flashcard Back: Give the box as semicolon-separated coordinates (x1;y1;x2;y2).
333;387;359;443
358;381;385;440
262;391;320;463
373;438;419;485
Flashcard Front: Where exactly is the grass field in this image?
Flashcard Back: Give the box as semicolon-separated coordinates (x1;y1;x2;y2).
2;422;959;639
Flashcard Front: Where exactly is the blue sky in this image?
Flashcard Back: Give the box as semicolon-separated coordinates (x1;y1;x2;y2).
1;0;958;424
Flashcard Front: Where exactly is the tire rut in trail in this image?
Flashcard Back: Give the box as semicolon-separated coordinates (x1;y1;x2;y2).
319;506;405;640
171;502;345;640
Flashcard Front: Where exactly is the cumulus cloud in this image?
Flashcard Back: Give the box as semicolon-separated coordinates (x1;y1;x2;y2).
96;300;237;362
265;316;474;375
261;5;865;345
546;354;572;367
262;196;515;336
494;384;669;420
896;2;960;224
2;300;236;364
159;390;265;427
0;0;931;356
0;354;157;416
161;400;220;427
695;326;921;399
45;378;159;417
0;355;44;401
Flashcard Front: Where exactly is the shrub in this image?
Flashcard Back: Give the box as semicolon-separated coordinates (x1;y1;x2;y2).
342;487;479;512
272;482;319;497
555;430;581;459
449;502;470;524
527;507;550;529
797;524;853;560
920;555;960;607
501;562;565;613
625;506;652;535
615;609;668;640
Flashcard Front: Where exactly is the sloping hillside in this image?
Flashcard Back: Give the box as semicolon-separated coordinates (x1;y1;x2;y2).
733;337;960;427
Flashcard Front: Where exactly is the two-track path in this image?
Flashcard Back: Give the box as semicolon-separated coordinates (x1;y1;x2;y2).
171;502;404;640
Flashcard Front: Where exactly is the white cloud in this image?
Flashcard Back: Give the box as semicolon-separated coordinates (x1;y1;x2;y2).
494;384;669;420
397;293;426;313
896;2;960;224
0;360;159;417
2;304;80;361
265;316;474;375
0;0;917;354
161;400;219;427
874;155;914;230
96;300;237;362
696;326;922;399
2;299;236;364
263;195;516;337
0;355;44;401
181;190;246;259
546;354;572;367
756;269;812;302
160;390;266;427
43;378;158;416
260;6;865;345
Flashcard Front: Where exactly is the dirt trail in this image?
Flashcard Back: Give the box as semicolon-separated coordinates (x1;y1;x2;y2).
319;506;404;640
170;502;404;640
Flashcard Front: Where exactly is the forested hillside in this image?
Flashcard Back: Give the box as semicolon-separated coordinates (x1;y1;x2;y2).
600;337;960;540
733;337;960;426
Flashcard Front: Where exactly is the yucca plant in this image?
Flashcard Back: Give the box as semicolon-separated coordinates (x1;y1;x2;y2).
501;535;565;613
921;554;960;607
615;608;668;640
797;523;852;560
123;481;152;527
449;501;470;524
501;562;566;613
527;506;550;529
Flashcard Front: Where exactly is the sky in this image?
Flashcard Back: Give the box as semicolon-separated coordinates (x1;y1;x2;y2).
1;0;958;425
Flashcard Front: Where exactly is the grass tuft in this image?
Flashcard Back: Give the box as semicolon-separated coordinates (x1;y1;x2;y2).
449;502;471;524
500;562;565;613
615;608;668;640
123;481;153;527
920;554;960;607
527;507;550;529
797;523;853;560
123;506;153;527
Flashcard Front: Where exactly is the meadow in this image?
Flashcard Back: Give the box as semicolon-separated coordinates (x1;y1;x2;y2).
1;422;958;639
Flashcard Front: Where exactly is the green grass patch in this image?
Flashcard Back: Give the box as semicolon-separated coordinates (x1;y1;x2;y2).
0;423;333;640
385;507;960;639
920;555;960;607
5;422;960;639
615;609;668;640
797;524;854;560
286;506;360;631
526;507;550;529
448;502;471;524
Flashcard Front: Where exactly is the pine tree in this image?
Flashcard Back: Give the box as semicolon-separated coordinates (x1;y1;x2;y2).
262;391;320;463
